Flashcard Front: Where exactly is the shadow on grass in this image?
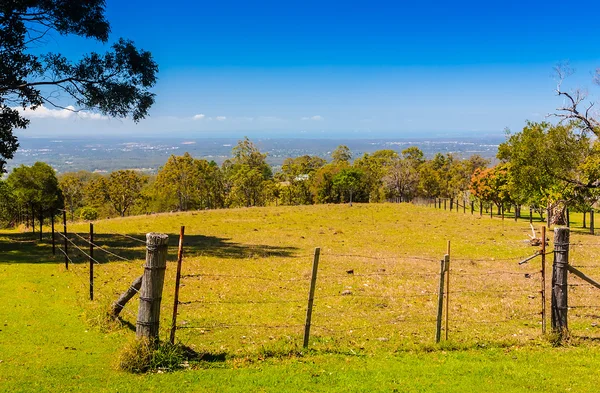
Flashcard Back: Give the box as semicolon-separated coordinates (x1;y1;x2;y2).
0;231;300;265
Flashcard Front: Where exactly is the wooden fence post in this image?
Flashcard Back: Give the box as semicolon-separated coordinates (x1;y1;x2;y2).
444;242;450;341
89;223;94;301
435;255;447;343
541;226;546;334
170;226;185;345
51;213;55;256
551;227;569;334
136;233;169;342
303;247;321;348
530;207;533;224
63;210;68;270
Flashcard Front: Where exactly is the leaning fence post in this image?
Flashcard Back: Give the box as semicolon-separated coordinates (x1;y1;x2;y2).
435;255;447;343
89;223;94;301
551;227;569;335
136;233;169;342
303;247;321;348
170;226;185;345
63;210;68;270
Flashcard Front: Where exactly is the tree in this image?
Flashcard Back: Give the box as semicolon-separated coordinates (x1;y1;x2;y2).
59;173;85;220
7;162;63;224
225;138;273;207
497;121;592;224
279;155;326;205
103;170;146;217
156;153;199;211
333;168;365;206
331;145;352;164
0;1;158;172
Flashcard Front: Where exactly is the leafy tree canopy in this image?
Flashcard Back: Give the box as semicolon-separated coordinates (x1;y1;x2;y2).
0;0;158;172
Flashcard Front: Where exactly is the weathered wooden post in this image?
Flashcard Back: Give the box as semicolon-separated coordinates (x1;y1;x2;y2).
170;226;185;345
541;226;547;334
435;254;447;343
303;247;321;348
530;207;533;224
51;213;55;256
444;242;450;340
136;233;169;342
89;223;94;301
551;227;569;335
63;210;68;270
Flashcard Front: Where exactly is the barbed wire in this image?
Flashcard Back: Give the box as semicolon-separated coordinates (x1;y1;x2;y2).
104;230;147;244
323;253;436;262
179;298;305;305
181;273;308;282
55;231;104;265
71;232;132;262
319;272;438;278
450;271;540;276
177;323;304;330
571;265;600;269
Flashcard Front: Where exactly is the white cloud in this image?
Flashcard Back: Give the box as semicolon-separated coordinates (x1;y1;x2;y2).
13;104;107;120
215;116;227;121
301;115;324;121
192;114;206;120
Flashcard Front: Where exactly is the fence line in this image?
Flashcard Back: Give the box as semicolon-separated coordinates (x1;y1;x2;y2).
71;232;132;262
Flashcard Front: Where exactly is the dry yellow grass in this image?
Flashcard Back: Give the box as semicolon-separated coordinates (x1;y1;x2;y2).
58;203;600;356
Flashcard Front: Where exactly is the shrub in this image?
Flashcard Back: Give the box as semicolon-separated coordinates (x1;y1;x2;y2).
118;339;186;373
80;207;99;221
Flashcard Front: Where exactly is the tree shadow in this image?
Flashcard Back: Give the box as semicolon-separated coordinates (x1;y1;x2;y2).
0;231;300;265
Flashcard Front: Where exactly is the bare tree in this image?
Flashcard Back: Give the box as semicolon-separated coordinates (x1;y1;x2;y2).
551;62;600;135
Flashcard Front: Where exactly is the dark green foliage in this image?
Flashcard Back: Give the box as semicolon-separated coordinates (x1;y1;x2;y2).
0;0;158;172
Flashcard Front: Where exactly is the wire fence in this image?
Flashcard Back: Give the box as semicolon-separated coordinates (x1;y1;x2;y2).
33;216;600;352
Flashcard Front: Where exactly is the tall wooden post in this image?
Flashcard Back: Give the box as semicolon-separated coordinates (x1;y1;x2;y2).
170;226;185;345
435;255;447;343
89;223;94;301
136;233;169;342
63;210;68;270
51;213;55;255
444;242;450;341
303;248;321;348
541;226;546;334
551;228;569;334
530;207;533;224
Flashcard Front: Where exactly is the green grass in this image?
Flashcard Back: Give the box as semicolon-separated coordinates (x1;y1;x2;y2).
2;203;600;391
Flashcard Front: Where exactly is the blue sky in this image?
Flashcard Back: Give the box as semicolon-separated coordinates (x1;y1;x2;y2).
17;0;600;138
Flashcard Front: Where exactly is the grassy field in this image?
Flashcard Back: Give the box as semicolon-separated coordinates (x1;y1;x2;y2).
2;203;600;392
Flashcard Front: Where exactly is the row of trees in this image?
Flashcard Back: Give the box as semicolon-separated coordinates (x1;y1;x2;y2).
0;137;490;225
470;121;600;224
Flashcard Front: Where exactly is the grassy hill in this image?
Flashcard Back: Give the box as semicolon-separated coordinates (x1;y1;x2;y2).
2;203;600;392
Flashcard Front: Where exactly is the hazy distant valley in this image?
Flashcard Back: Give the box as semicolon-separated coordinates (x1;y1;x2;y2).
8;136;502;174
